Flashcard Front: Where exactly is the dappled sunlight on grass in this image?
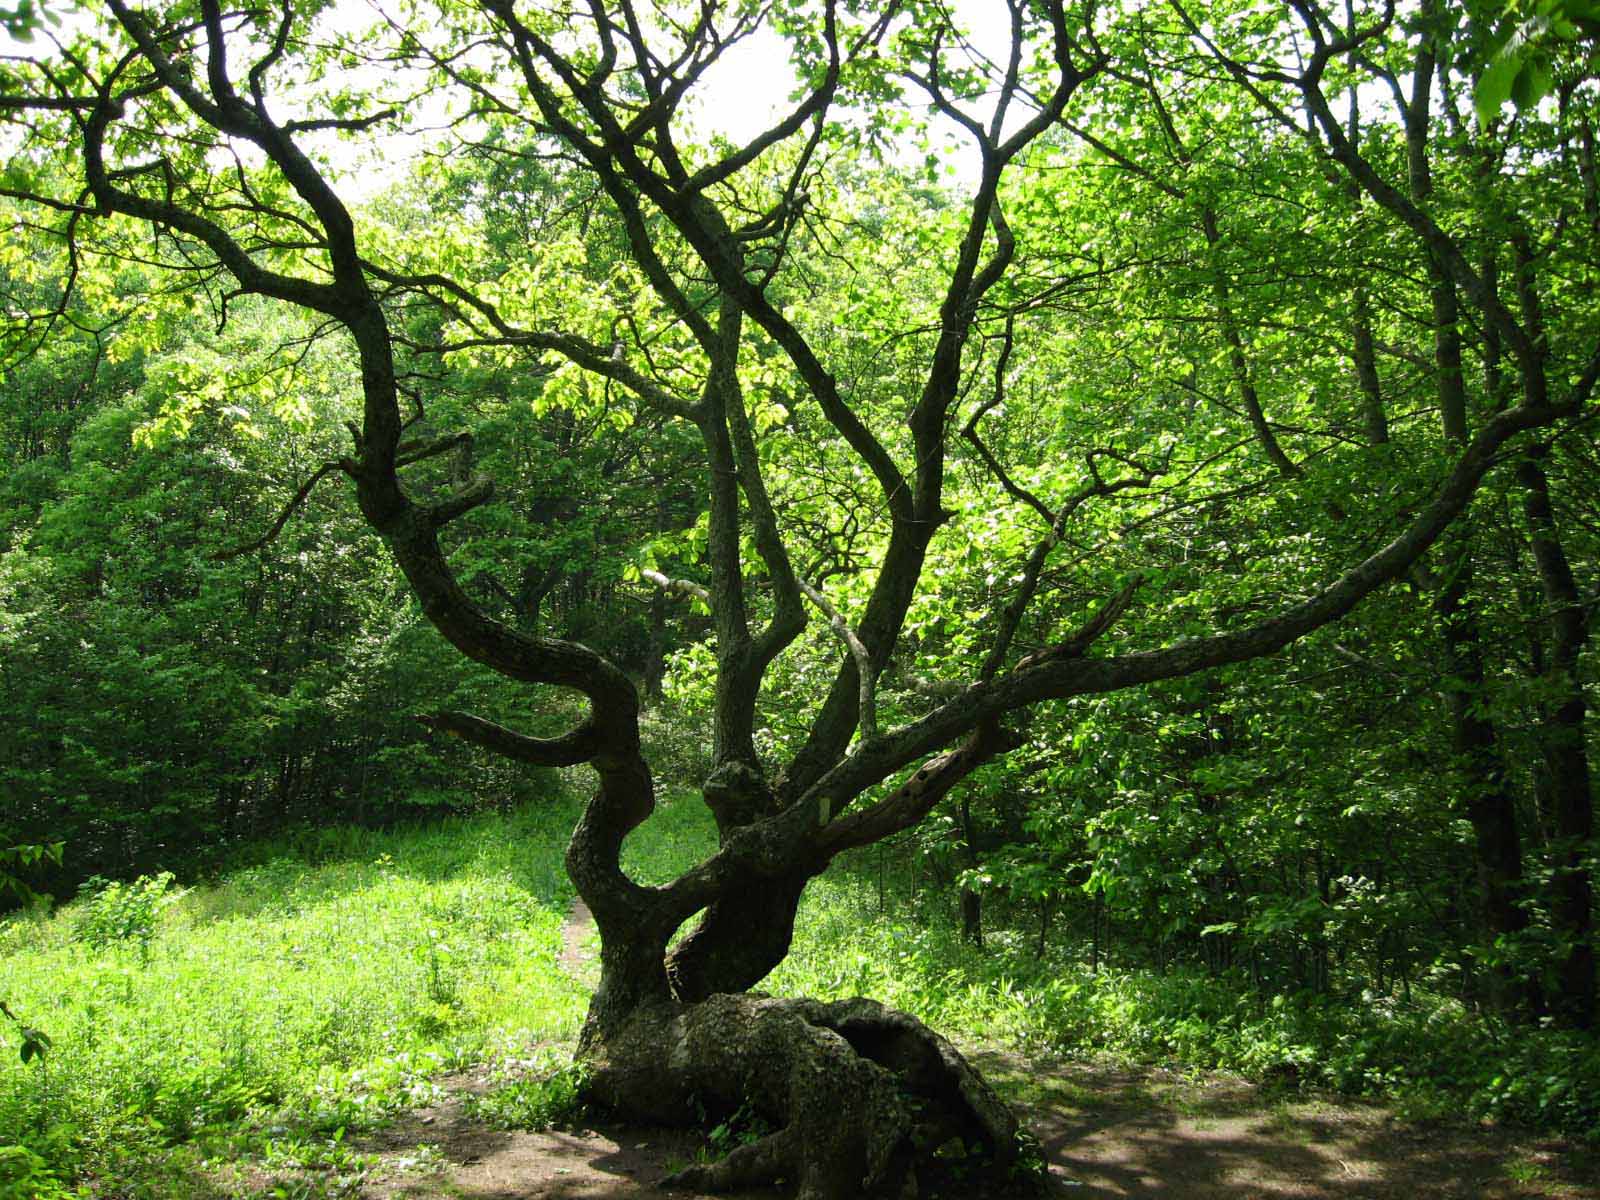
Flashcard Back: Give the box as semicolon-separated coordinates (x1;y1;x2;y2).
3;794;1595;1199
0;798;589;1196
770;860;1600;1148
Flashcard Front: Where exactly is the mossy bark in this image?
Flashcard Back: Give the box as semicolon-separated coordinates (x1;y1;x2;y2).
582;992;1019;1200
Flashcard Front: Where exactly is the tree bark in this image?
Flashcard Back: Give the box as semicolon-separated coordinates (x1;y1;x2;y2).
1517;448;1596;1029
584;993;1019;1200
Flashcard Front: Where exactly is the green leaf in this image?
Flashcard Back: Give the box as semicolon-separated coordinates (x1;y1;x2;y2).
1475;52;1522;126
19;1027;50;1064
1510;59;1553;110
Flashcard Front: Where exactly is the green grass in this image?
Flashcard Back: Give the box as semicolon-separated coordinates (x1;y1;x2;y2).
464;1056;589;1132
3;788;1596;1198
770;860;1600;1144
620;792;719;886
0;797;592;1196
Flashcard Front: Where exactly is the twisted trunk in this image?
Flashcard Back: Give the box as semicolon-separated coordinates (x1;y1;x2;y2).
570;760;1028;1198
584;992;1019;1200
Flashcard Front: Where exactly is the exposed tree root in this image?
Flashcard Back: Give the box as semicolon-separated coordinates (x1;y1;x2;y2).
583;993;1019;1200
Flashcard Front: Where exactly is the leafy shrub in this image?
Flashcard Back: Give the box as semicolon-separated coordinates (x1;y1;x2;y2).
773;864;1600;1144
0;1002;50;1066
466;1063;588;1131
638;700;712;791
0;1143;71;1200
0;843;63;906
73;872;183;959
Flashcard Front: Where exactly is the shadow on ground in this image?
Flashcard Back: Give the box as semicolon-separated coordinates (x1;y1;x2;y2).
339;1052;1598;1200
318;902;1600;1199
970;1051;1599;1199
355;1072;772;1200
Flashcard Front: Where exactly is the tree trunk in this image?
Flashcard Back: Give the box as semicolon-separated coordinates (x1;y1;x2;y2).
958;794;984;950
559;756;1029;1199
665;871;812;1003
566;766;1027;1198
1437;556;1539;1016
583;993;1019;1200
1518;448;1595;1029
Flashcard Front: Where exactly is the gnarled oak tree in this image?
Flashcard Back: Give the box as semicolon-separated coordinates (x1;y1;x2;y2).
2;0;1593;1194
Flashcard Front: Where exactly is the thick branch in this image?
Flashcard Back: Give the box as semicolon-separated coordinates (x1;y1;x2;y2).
1013;577;1143;672
818;721;1023;856
797;392;1576;825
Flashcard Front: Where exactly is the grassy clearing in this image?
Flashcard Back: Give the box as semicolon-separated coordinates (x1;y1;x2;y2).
2;791;1595;1198
771;862;1600;1143
0;797;592;1198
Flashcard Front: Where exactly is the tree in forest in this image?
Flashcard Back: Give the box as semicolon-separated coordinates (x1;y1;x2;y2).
1036;0;1600;1027
1;1;1593;1194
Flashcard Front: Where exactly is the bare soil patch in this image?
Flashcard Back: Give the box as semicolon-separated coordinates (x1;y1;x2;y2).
355;1070;770;1200
973;1051;1599;1199
349;1056;1597;1200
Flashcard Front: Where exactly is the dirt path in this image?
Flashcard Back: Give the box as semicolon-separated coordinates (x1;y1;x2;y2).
975;1053;1597;1198
559;897;598;980
343;904;1598;1200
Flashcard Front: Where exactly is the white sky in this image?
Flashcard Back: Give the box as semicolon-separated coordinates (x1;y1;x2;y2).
2;2;1083;198
695;0;1010;143
310;0;1009;198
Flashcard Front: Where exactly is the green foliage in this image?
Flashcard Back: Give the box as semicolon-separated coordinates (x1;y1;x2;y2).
0;0;54;41
0;5;1595;1191
466;1061;589;1132
0;844;61;921
72;872;183;960
1473;0;1600;124
772;858;1600;1143
699;1099;772;1163
0;797;588;1193
0;844;61;904
0;295;605;887
0;1003;49;1069
1;791;1594;1200
0;1143;71;1200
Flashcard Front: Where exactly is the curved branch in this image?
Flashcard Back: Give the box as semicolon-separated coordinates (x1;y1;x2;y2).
214;459;351;559
370;261;702;421
641;568;711;606
817;722;1023;856
653;393;1572;926
799;578;876;741
416;710;605;767
802;392;1578;826
1013;577;1143;671
425;474;495;526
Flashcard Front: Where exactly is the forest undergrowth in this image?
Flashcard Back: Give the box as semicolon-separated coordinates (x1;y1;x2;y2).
1;789;1596;1199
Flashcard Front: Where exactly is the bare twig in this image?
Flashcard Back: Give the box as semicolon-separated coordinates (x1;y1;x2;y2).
214;459;350;559
800;577;877;741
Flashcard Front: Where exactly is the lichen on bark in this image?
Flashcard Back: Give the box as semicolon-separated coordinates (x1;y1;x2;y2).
582;992;1020;1200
